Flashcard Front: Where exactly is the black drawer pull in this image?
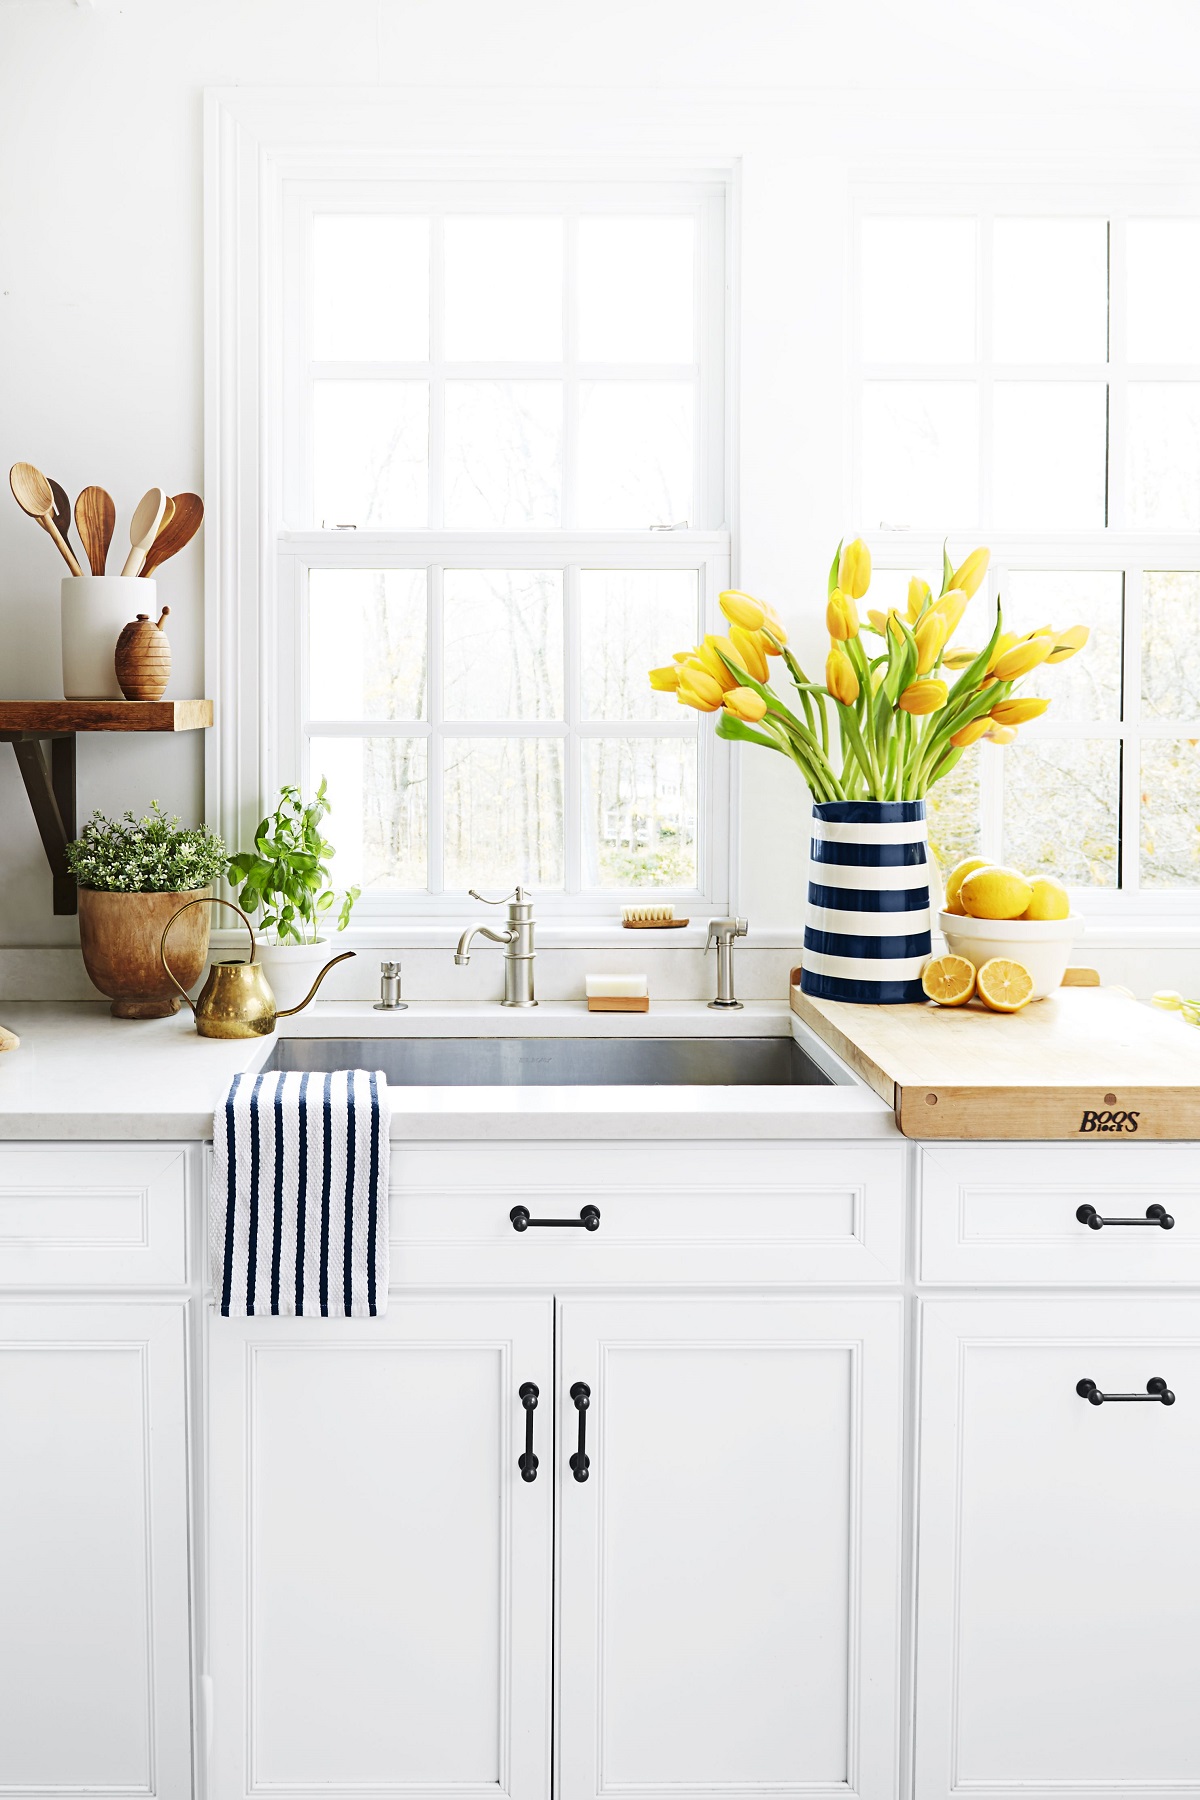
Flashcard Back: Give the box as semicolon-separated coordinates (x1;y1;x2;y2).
569;1380;591;1481
1077;1377;1175;1407
510;1204;601;1232
518;1381;539;1482
1076;1203;1174;1230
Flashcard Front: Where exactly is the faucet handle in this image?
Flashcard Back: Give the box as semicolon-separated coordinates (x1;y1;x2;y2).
468;886;532;906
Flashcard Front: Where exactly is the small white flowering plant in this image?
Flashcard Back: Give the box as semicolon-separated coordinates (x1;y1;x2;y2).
66;802;228;893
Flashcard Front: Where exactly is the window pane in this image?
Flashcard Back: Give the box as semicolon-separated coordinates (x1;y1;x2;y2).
1141;739;1200;888
860;219;976;363
1142;572;1200;719
312;736;428;890
1127;221;1200;362
1002;738;1120;888
1127;383;1200;529
577;383;693;528
443;217;563;361
861;382;978;529
1002;571;1122;722
443;570;563;721
583;738;697;888
309;570;427;720
443;738;564;890
581;570;699;721
992;219;1108;364
927;745;981;882
312;216;429;362
577;218;695;363
444;381;561;527
992;384;1107;529
313;381;428;526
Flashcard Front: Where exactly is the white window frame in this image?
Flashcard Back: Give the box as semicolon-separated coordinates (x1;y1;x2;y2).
850;180;1200;919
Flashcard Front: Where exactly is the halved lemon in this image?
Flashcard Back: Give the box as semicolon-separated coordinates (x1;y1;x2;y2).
976;957;1034;1013
921;954;977;1007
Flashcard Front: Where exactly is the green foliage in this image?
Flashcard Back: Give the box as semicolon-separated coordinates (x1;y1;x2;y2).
227;779;360;946
66;802;228;894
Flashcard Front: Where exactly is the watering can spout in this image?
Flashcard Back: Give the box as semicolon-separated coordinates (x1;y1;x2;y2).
276;951;356;1017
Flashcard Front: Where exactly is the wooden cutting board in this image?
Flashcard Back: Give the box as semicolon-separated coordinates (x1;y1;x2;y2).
790;979;1200;1140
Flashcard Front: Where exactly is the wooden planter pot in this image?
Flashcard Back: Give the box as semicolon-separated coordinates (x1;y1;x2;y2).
78;886;212;1019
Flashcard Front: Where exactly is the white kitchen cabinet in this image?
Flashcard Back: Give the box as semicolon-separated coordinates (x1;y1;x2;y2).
556;1296;905;1800
914;1297;1200;1799
0;1300;193;1798
207;1296;554;1800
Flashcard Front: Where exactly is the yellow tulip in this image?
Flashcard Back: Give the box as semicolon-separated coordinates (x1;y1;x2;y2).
866;608;889;635
986;632;1019;672
984;724;1018;745
1046;624;1090;663
723;686;768;724
649;665;681;692
693;637;739;692
931;587;968;635
914;611;948;675
719;589;766;632
950;546;991;598
991;634;1055;682
729;623;769;683
838;537;872;599
942;646;979;670
825;644;860;706
898;678;949;716
907;577;932;622
990;695;1051;726
761;606;788;650
677;665;724;711
949;716;991;748
826;587;860;640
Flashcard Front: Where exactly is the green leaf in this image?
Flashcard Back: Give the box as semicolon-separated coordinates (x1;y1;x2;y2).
715;711;787;754
941;539;953;597
827;539;843;598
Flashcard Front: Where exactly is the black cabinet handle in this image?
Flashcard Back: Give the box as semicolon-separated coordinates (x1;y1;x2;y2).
510;1204;601;1232
518;1381;539;1482
1076;1203;1174;1230
1077;1377;1175;1406
569;1380;591;1481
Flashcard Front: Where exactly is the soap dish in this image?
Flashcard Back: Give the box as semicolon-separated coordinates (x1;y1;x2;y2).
587;995;650;1013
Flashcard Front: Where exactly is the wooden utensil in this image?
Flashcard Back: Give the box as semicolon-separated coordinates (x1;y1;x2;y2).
9;462;83;575
48;479;74;556
139;492;204;577
74;485;116;575
115;606;171;700
0;1023;19;1052
120;487;168;577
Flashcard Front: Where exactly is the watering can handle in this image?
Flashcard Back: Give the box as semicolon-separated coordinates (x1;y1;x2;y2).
160;896;257;1014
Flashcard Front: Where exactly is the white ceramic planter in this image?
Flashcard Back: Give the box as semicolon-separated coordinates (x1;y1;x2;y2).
61;576;157;700
938;910;1082;1000
255;938;337;1016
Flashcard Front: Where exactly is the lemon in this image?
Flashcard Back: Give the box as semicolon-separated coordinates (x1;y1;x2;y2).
976;957;1034;1013
1023;877;1070;921
921;954;977;1007
944;856;989;914
960;865;1034;920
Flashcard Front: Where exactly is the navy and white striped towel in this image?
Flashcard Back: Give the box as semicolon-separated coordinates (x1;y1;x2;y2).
211;1069;390;1317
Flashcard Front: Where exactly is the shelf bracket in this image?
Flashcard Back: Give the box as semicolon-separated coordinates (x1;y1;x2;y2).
2;732;78;915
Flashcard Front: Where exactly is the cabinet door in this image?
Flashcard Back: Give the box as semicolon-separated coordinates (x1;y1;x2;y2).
557;1297;904;1800
915;1299;1200;1798
208;1297;553;1800
0;1301;192;1797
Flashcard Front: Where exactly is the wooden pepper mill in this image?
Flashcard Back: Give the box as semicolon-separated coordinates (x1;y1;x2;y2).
114;607;171;701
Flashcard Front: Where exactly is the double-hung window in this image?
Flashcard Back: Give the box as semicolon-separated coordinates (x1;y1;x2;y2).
852;194;1200;912
276;179;731;918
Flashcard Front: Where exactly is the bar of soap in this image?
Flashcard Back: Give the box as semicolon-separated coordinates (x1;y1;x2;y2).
585;974;648;998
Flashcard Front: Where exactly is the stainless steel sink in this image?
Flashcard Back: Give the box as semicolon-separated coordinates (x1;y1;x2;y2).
266;1036;832;1088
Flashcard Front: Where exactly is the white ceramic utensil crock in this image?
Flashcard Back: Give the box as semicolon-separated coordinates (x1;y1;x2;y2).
61;575;156;699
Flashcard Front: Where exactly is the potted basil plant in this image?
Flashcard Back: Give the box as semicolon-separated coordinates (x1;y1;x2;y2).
228;779;360;1014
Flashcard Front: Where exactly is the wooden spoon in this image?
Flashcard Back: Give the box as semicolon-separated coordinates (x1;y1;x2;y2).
9;462;83;575
74;486;117;576
139;492;204;577
120;487;168;577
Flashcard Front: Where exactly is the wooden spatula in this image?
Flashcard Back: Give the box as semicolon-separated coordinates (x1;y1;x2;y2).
75;486;117;575
9;462;83;575
139;492;204;577
120;487;168;577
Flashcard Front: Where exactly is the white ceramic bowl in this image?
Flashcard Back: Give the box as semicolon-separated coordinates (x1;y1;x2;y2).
937;910;1082;1000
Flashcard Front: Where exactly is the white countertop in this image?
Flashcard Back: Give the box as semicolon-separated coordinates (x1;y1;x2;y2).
0;1000;896;1141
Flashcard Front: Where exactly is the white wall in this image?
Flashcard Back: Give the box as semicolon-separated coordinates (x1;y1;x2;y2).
2;0;1199;986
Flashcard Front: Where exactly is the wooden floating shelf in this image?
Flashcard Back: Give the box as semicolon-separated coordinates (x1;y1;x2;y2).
0;700;214;915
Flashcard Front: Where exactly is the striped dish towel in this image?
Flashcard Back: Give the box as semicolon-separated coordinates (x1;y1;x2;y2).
211;1069;390;1317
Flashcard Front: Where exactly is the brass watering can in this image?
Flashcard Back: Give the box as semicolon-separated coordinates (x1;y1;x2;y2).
160;897;355;1039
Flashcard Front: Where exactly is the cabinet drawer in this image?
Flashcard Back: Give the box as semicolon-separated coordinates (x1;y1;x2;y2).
388;1139;906;1287
0;1145;189;1287
919;1142;1200;1286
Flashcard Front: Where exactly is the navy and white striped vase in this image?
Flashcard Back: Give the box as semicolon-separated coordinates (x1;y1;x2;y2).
801;800;932;1004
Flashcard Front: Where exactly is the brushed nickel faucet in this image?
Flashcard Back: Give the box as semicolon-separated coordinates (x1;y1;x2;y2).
453;887;537;1007
705;916;748;1010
